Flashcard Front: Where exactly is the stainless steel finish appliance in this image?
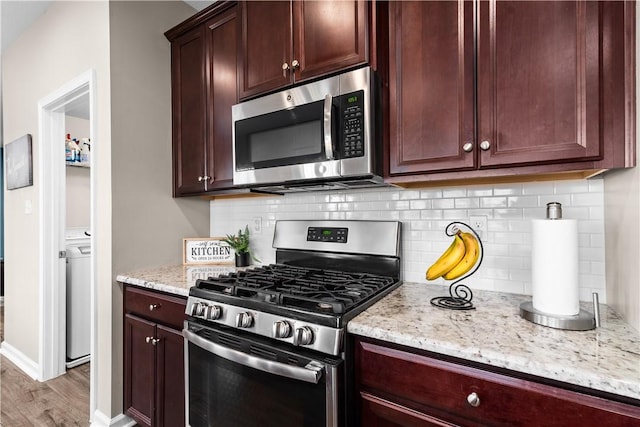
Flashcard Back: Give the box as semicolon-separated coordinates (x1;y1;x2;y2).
183;220;402;427
232;67;386;194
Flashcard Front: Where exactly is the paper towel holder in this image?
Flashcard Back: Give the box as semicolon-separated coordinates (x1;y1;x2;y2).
519;292;600;331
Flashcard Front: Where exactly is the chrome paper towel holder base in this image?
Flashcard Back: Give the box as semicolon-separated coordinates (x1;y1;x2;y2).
519;292;600;331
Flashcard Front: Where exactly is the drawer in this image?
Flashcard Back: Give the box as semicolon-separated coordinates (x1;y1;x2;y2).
124;286;186;330
357;340;640;427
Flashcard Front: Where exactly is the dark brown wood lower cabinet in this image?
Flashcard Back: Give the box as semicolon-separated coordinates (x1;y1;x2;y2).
124;286;186;427
355;338;640;427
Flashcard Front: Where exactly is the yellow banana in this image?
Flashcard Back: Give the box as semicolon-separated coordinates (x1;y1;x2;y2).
426;232;466;280
443;232;480;280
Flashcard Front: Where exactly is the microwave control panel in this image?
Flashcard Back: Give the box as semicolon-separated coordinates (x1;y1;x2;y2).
340;90;365;159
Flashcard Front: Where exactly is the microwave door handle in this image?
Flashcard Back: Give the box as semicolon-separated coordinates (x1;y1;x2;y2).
323;94;334;160
183;328;323;384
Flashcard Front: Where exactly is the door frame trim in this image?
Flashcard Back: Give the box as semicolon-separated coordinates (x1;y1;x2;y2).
37;69;96;418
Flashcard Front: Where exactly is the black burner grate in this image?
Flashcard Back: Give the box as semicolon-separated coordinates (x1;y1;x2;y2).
195;264;396;314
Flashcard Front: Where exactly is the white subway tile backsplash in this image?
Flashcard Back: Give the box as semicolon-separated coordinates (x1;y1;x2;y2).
410;199;431;210
480;197;508;208
442;188;467;198
420;189;443;199
467;186;493;197
522;182;554;195
494;184;523;196
210;178;606;303
555;180;590;194
507;196;539;208
432;198;455;209
455;198;480;209
400;190;421;200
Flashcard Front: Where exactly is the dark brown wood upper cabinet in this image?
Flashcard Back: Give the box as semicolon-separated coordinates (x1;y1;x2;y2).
386;0;635;182
239;0;369;100
388;1;475;175
170;25;209;195
477;1;601;167
167;3;239;196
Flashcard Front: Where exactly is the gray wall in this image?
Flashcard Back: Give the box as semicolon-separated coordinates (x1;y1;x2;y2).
108;0;209;417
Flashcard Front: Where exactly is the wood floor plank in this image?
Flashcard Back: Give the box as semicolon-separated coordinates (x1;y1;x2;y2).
0;306;90;426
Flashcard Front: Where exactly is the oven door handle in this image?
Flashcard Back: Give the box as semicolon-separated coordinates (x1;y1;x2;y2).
183;328;323;384
323;94;334;160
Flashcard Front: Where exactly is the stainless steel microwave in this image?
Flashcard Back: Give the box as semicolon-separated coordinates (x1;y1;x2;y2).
232;67;385;194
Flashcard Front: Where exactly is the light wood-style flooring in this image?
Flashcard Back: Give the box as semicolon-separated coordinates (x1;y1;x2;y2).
0;305;91;426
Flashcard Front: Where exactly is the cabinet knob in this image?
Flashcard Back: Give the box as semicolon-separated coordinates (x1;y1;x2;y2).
462;142;474;153
145;336;160;346
197;176;203;182
291;59;300;69
282;62;290;78
149;304;159;311
479;140;491;151
467;392;480;407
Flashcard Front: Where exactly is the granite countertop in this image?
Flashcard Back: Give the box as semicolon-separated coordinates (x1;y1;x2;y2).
117;265;640;401
116;264;240;296
348;282;640;401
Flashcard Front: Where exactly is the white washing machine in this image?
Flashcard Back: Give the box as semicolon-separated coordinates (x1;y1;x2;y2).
65;228;91;367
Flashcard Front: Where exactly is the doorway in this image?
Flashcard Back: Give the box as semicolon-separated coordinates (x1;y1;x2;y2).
38;70;96;419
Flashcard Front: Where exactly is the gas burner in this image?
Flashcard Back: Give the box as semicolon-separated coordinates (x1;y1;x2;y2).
195;264;396;315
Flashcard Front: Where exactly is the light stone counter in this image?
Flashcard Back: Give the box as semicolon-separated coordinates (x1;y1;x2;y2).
348;282;640;402
118;267;640;401
116;264;240;296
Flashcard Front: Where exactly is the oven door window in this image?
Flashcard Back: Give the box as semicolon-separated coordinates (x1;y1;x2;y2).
186;332;341;427
234;99;335;171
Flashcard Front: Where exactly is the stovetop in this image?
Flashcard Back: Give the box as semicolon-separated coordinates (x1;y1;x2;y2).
193;264;397;315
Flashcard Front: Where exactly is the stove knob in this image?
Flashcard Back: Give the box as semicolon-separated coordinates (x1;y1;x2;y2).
293;326;314;346
205;305;222;320
235;312;254;328
273;321;292;339
190;302;205;317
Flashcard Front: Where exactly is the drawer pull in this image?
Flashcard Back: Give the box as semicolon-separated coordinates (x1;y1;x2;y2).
467;392;480;407
149;304;160;311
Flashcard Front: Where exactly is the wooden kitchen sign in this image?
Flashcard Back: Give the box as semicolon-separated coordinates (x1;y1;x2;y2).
183;237;234;265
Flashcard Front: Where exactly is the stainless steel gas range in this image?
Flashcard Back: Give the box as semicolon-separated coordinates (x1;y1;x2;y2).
183;220;402;427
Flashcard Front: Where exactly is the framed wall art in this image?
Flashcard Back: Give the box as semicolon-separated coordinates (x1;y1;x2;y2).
5;134;33;190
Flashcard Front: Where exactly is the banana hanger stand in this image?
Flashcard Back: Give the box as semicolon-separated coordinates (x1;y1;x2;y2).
430;222;484;310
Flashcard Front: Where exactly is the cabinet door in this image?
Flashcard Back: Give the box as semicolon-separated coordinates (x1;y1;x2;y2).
124;314;156;427
388;1;475;175
293;0;368;82
239;1;292;99
205;6;238;191
171;25;208;196
156;324;185;427
477;1;602;167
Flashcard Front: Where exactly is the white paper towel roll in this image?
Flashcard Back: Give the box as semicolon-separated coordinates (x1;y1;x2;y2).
531;218;579;316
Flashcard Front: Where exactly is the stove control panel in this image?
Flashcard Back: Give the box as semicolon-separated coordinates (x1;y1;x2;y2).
307;227;348;243
186;296;343;355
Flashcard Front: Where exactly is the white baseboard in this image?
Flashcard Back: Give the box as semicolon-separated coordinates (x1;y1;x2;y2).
0;341;39;380
91;410;136;427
